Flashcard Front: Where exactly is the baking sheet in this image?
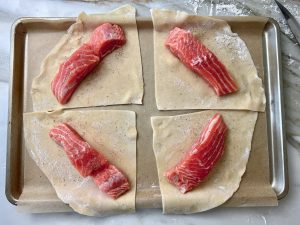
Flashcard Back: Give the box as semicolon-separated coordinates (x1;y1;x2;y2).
6;16;283;213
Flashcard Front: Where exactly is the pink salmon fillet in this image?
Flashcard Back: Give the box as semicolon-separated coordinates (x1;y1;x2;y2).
49;123;130;199
51;23;126;104
165;113;228;193
165;27;238;96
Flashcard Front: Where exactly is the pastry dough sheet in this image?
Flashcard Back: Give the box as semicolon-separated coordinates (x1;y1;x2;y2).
151;9;266;111
23;109;137;216
31;5;143;112
151;110;258;213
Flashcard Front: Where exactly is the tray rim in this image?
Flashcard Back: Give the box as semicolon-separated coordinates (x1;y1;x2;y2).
6;15;288;206
6;18;25;205
263;18;288;200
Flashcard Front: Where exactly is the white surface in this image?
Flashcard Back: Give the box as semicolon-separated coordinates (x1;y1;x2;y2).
1;0;300;224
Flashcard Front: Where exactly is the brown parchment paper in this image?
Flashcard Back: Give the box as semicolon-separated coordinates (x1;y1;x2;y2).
17;14;277;213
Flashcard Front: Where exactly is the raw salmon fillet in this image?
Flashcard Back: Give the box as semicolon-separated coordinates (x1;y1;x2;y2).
51;23;126;104
165;113;227;193
165;27;238;96
51;44;100;104
49;123;130;199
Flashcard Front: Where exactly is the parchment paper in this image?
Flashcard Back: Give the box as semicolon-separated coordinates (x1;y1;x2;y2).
17;10;277;213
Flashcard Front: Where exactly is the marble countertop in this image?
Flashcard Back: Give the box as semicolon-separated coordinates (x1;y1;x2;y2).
1;0;299;224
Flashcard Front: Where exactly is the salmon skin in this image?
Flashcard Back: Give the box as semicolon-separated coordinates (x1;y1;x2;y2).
165;114;227;193
51;23;126;104
49;123;130;199
165;27;238;96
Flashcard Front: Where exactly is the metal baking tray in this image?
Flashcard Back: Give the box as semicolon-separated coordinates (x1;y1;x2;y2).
6;16;288;210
